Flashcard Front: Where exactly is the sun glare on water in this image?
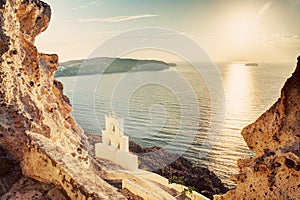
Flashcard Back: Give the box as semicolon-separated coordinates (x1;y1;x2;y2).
225;63;252;115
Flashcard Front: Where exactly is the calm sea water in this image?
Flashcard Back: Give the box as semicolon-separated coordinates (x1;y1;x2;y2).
57;62;295;187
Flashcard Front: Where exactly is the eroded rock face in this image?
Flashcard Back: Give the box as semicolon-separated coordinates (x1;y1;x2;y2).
0;0;125;199
0;0;86;162
2;177;70;200
215;57;300;200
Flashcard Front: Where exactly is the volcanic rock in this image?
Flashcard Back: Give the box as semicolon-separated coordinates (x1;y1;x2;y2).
215;57;300;199
0;0;125;199
129;141;229;200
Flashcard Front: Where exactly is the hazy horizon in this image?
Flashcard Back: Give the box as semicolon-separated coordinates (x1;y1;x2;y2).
36;0;300;63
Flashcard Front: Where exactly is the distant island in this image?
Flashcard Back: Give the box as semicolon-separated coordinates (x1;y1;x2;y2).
55;57;177;77
245;63;259;67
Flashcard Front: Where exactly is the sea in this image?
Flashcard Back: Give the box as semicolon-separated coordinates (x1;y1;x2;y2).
57;62;295;188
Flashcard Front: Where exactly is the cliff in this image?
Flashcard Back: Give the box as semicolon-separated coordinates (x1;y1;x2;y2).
0;0;125;199
215;57;300;199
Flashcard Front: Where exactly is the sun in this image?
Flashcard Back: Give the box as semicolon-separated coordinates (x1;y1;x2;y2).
224;11;260;47
230;17;258;39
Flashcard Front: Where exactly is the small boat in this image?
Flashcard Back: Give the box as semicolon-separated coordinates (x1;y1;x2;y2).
245;63;259;67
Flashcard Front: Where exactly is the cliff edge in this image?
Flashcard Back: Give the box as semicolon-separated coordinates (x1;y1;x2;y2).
0;0;125;199
215;57;300;199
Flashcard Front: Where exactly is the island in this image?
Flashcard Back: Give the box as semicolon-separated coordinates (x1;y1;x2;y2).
245;63;259;67
55;57;176;77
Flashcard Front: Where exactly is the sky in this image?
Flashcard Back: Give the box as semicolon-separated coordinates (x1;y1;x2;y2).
36;0;300;63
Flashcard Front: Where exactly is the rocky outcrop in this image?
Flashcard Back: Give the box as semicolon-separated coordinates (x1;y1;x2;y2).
215;57;300;200
0;0;125;199
129;142;228;200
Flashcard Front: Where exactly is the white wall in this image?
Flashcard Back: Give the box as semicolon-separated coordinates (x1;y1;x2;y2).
95;143;138;171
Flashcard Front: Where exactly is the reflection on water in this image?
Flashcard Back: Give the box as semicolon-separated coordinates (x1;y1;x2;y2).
57;62;295;188
226;63;252;115
207;63;254;186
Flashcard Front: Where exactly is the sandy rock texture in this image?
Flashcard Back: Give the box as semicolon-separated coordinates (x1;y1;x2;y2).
0;0;125;199
215;57;300;200
1;177;70;200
